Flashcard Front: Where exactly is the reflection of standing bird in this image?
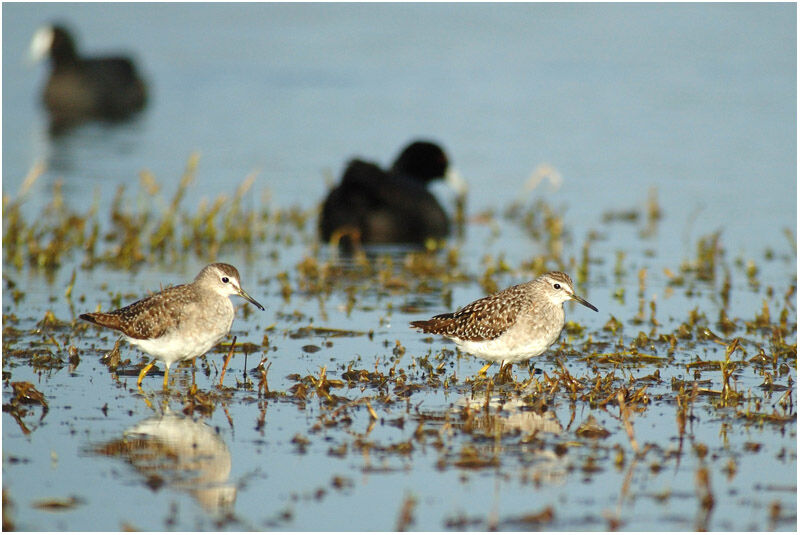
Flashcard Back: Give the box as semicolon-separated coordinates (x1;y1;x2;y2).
320;140;464;248
80;264;264;390
411;271;597;376
29;23;148;131
94;410;236;515
456;394;564;436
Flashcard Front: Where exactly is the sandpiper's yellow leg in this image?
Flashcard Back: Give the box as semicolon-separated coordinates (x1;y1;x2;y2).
477;362;493;377
137;361;155;387
498;362;513;382
141;394;155;411
162;365;170;391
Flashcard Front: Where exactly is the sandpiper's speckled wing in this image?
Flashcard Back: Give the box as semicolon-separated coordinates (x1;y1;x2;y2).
410;283;532;342
80;284;197;340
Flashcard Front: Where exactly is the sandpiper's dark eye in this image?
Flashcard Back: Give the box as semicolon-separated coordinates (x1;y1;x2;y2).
221;277;230;283
553;283;561;290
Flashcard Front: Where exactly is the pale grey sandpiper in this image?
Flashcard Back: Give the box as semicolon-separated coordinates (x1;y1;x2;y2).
410;271;597;376
80;263;264;390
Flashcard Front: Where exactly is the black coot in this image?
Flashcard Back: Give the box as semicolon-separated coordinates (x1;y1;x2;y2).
30;24;148;131
320;140;455;248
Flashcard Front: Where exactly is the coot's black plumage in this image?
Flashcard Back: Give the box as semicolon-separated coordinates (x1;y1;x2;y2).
320;141;453;247
30;24;147;130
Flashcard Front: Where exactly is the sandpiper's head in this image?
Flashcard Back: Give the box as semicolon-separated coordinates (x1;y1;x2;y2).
198;263;265;311
538;271;598;311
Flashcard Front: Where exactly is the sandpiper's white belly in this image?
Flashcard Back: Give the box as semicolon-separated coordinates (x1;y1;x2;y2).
127;330;226;367
125;302;234;368
454;331;560;363
452;307;565;364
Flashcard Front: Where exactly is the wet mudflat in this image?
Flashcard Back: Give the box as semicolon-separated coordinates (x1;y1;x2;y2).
2;170;796;531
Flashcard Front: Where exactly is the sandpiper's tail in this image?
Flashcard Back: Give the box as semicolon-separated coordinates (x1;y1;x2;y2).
80;312;124;332
410;314;455;334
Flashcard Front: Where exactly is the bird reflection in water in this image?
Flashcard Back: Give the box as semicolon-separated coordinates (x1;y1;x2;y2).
92;407;235;516
453;393;568;485
455;394;564;436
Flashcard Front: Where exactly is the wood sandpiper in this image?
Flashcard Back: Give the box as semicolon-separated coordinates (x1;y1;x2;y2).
410;271;597;377
81;263;264;390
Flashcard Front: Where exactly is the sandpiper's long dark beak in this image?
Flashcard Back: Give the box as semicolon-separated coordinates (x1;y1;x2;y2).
571;293;598;312
238;288;265;311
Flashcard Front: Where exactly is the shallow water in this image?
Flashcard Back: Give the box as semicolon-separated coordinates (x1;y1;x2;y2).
2;3;797;531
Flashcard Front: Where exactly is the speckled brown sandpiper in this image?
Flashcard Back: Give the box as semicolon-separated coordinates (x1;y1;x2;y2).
410;271;597;375
80;263;264;390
